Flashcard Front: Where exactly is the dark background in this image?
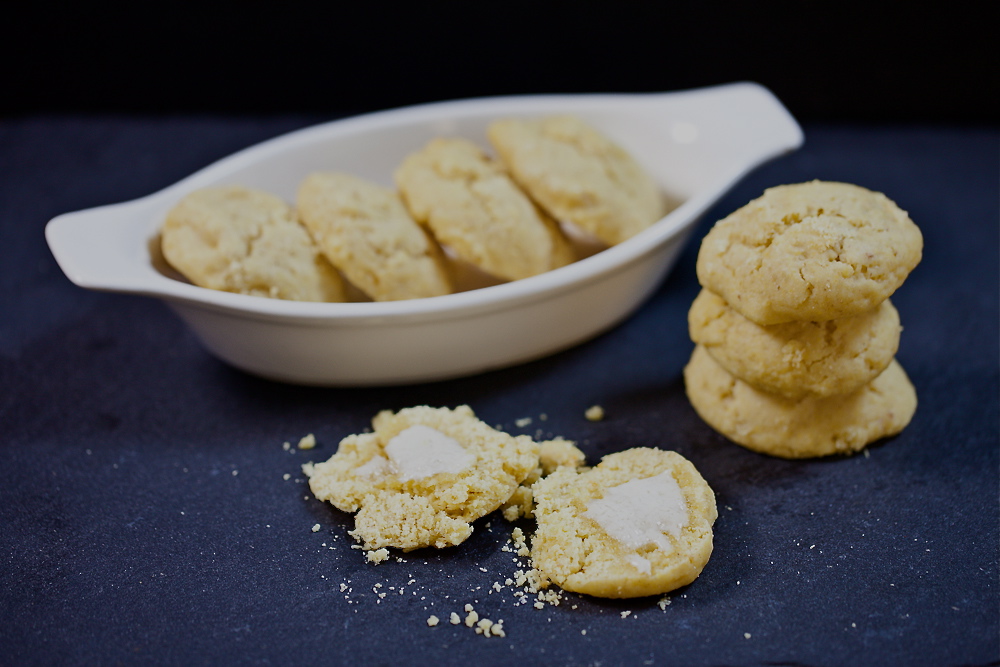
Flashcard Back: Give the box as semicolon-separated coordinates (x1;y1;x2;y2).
3;1;996;123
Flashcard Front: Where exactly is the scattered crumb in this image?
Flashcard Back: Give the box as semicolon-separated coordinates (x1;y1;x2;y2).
427;615;439;627
657;596;672;610
283;442;291;451
581;629;587;635
465;610;479;627
283;473;291;481
585;405;605;421
515;417;533;428
366;548;390;564
298;434;317;450
231;470;238;476
450;612;461;625
311;523;321;533
744;632;752;639
620;611;631;619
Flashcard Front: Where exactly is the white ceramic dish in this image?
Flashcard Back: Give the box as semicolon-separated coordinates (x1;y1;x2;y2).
46;82;802;386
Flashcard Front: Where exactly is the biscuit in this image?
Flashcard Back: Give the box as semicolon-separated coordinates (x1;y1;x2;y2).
530;448;717;599
500;437;587;522
394;137;574;281
303;405;539;551
160;186;345;302
487;115;665;246
296;172;453;301
688;289;901;399
684;345;917;459
696;181;923;325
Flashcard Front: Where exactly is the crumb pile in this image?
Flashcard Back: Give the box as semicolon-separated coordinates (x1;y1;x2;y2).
160;115;665;302
686;181;922;458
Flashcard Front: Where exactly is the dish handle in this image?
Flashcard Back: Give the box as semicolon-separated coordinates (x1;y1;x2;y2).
45;195;163;294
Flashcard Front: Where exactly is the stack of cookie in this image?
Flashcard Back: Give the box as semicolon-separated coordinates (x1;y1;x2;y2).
683;181;923;459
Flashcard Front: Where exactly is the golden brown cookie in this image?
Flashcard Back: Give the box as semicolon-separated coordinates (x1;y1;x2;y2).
487;115;665;246
303;406;539;552
161;186;345;302
394;137;574;281
684;345;917;458
530;448;717;599
696;181;923;325
688;289;901;399
296;172;453;301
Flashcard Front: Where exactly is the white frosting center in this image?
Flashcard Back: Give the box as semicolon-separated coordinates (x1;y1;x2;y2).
383;425;473;481
353;454;391;479
584;471;688;552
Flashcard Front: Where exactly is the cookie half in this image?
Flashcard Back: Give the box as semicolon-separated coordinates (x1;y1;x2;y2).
394;137;574;281
684;345;917;458
487;115;665;246
696;181;923;325
161;186;345;302
530;448;717;598
304;406;539;551
689;289;901;399
296;172;452;301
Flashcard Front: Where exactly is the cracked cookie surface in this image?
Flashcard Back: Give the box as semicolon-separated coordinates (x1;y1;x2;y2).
296;172;452;301
696;181;923;325
530;447;717;599
689;289;901;399
684;345;917;458
161;186;345;301
487;115;665;246
394;137;574;282
303;405;539;551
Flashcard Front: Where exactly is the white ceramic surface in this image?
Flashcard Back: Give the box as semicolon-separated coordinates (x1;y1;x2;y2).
45;83;803;385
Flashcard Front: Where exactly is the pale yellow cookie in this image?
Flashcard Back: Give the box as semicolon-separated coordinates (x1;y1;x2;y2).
487;115;665;246
696;181;923;325
684;345;917;459
530;448;717;599
394;137;574;282
296;172;452;301
161;186;345;302
688;289;901;399
500;437;587;522
303;405;539;552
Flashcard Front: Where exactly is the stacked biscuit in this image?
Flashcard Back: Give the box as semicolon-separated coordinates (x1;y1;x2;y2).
161;116;664;303
684;181;923;458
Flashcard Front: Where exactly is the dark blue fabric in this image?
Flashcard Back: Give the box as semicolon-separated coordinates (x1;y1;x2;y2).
1;117;997;666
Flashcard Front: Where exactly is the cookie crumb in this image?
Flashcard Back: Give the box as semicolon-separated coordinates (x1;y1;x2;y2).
744;632;752;639
366;548;390;564
620;611;631;619
298;434;316;450
465;610;479;627
585;405;605;421
427;615;439;627
450;612;461;625
283;473;291;481
311;523;321;533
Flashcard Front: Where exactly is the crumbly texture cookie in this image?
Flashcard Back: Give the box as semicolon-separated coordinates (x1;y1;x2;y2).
696;181;923;325
303;406;539;551
487;115;665;246
296;172;452;301
500;437;587;522
394;137;574;282
530;448;717;599
161;186;345;302
684;345;917;459
688;289;901;399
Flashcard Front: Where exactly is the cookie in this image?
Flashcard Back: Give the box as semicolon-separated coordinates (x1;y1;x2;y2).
160;186;345;302
696;181;923;325
487;115;665;246
500;437;587;522
303;405;539;551
684;345;917;459
394;137;574;282
530;448;717;598
296;172;453;301
688;289;901;399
